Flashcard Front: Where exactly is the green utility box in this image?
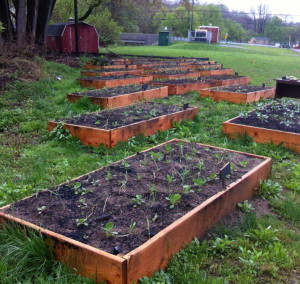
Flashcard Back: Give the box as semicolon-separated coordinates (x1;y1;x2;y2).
158;31;171;46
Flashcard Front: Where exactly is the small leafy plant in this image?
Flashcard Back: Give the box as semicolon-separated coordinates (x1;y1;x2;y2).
102;222;118;237
238;200;254;213
132;194;145;207
75;218;88;227
166;193;181;209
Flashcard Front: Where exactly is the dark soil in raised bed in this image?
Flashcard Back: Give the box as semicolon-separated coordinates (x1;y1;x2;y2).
203;75;241;80
153;77;210;84
232;100;300;134
83;68;137;73
149;69;198;75
80;74;143;81
4;140;264;255
210;84;273;93
71;84;163;98
59;102;192;129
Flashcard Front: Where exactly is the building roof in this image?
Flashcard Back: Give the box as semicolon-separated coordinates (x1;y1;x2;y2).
47;22;94;37
252;37;269;40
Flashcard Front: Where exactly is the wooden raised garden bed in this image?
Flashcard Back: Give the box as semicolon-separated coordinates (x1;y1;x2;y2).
48;102;198;147
197;68;234;76
67;85;168;109
0;139;271;284
81;69;144;77
206;75;251;86
200;84;275;103
152;78;213;95
83;64;138;70
222;100;300;153
79;75;153;89
150;70;201;80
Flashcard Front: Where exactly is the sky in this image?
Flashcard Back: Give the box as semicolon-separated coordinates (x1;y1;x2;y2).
168;0;300;22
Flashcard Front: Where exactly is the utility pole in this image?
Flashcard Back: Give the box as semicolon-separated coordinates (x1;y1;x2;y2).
74;0;80;57
189;0;195;31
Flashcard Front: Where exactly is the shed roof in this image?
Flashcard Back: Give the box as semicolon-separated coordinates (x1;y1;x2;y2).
47;22;95;37
252;36;269;40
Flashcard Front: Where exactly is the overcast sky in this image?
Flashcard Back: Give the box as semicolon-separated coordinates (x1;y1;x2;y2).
168;0;300;22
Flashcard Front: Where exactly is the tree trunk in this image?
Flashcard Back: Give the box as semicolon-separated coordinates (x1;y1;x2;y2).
35;0;56;46
27;0;39;43
16;0;27;45
0;0;14;40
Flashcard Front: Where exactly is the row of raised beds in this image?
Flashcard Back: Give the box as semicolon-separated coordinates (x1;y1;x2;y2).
1;54;298;284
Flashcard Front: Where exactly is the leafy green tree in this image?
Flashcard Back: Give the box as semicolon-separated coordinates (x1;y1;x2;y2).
265;17;285;42
88;9;123;46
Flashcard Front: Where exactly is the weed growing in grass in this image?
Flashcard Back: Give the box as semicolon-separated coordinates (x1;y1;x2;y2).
237;200;254;213
258;179;283;199
0;222;95;283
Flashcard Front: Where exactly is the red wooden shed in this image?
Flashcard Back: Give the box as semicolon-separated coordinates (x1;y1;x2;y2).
47;20;99;53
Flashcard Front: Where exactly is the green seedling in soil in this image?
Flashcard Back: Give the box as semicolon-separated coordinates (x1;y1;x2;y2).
196;160;205;173
152;213;159;222
214;153;225;164
238;200;254;213
105;170;113;181
118;172;128;193
230;163;237;172
132;194;145;207
182;184;193;194
37;206;46;214
78;198;87;208
165;144;172;153
150;151;163;170
148;184;157;201
102;222;118;237
166;193;181;209
238;160;249;168
209;173;218;181
193;177;207;191
174;168;190;185
166;174;176;184
121;159;131;170
76;218;89;227
128;220;136;234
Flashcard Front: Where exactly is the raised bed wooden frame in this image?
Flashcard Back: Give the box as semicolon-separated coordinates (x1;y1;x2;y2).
209;75;251;86
222;117;300;153
200;86;275;103
83;64;138;70
67;86;169;109
80;69;144;77
79;75;153;89
0;139;271;284
152;80;213;95
48;107;199;147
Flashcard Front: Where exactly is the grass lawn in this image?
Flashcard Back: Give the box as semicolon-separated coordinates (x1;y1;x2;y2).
0;42;299;283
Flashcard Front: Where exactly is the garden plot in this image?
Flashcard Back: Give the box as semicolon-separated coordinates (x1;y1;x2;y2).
79;74;152;89
200;84;275;104
67;84;168;109
80;68;143;77
152;77;213;95
0;139;271;284
48;102;198;147
222;100;300;153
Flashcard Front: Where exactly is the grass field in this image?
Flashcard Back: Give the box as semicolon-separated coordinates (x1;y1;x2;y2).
0;42;299;283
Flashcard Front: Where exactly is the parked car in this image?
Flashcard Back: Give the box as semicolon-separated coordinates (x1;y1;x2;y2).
279;43;290;48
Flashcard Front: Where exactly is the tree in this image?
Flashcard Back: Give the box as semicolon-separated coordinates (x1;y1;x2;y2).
0;0;105;46
88;9;123;46
265;16;284;42
0;0;57;45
